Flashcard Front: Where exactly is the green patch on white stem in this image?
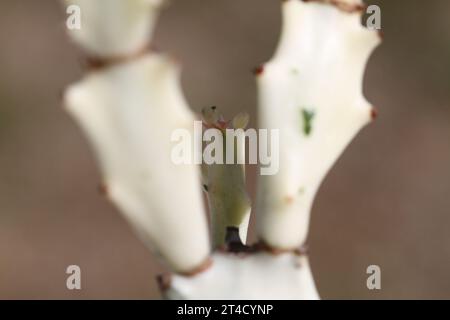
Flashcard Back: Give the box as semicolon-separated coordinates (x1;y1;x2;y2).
301;108;315;136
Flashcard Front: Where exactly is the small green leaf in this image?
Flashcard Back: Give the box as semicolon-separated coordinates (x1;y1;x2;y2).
301;108;315;136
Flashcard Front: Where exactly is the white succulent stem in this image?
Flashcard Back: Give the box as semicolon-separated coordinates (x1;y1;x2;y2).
255;0;380;250
62;0;381;299
63;0;165;58
164;251;319;300
63;2;211;274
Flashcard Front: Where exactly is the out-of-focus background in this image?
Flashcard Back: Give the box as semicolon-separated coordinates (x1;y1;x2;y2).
0;0;449;299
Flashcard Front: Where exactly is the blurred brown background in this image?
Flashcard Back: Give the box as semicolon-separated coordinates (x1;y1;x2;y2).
0;0;449;299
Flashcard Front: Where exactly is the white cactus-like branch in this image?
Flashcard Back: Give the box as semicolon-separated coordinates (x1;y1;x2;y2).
64;0;165;58
64;1;211;274
256;0;380;251
62;0;381;299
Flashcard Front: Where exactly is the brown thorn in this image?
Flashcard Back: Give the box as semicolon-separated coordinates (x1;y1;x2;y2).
253;65;265;76
371;107;379;121
98;183;108;196
156;273;172;292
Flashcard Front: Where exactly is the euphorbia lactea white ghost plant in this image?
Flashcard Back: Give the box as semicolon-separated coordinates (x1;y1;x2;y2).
63;0;381;299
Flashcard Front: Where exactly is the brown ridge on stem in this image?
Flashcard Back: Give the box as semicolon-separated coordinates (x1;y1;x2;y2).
85;44;152;70
301;0;366;14
254;241;309;256
178;257;214;277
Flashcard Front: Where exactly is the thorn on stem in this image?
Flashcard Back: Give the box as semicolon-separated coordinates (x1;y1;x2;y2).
156;274;172;292
371;107;379;121
253;65;264;76
98;183;108;196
